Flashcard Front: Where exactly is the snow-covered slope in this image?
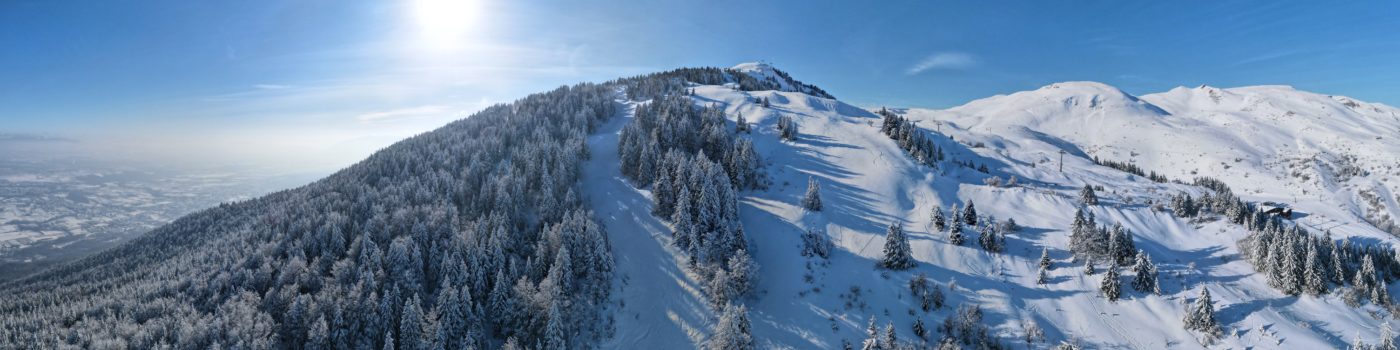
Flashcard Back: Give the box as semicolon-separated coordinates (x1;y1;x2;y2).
585;64;1400;349
906;82;1400;242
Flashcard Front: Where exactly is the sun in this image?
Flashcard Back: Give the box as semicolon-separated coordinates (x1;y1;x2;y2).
411;0;481;51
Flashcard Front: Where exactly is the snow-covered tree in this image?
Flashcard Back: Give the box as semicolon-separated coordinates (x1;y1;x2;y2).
963;201;978;226
882;222;916;270
1080;185;1099;206
1039;247;1053;270
709;304;755;350
1131;250;1160;295
1183;286;1220;336
1036;266;1049;285
862;318;884;350
932;206;947;232
802;176;823;211
1303;244;1328;296
1100;264;1122;302
948;221;966;246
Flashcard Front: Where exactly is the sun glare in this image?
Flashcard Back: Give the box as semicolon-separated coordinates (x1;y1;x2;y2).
411;0;480;51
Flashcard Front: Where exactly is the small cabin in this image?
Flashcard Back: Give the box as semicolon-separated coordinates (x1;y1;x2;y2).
1262;206;1293;219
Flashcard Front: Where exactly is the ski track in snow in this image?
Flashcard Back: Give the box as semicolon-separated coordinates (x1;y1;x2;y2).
587;99;713;349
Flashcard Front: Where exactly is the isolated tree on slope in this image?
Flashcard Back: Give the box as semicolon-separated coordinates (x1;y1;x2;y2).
948;220;966;246
802;177;823;211
963;201;978;226
1183;286;1220;336
882;222;916;270
1131;250;1160;295
1100;263;1122;302
932;206;947;232
709;304;755;350
1036;265;1049;285
1080;185;1098;206
1040;247;1053;270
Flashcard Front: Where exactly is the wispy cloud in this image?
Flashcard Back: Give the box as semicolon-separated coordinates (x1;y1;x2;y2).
253;84;291;90
355;105;453;123
906;52;978;75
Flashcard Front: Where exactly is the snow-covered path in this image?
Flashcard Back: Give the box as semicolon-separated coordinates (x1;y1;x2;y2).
585;100;714;348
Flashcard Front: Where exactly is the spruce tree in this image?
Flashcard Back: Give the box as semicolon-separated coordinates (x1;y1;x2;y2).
882;222;915;270
861;318;883;350
948;221;965;246
1100;264;1122;302
1131;250;1160;295
1080;185;1099;206
963;201;978;226
709;304;755;350
1304;244;1328;296
932;206;947;232
1040;247;1053;270
802;177;823;211
1037;266;1049;285
1183;286;1220;336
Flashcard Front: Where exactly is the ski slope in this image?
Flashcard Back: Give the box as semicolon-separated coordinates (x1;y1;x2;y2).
587;64;1399;349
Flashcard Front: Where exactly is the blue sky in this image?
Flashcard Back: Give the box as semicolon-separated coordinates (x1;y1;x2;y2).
2;0;1397;169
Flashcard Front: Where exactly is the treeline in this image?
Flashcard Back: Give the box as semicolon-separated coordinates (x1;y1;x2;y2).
617;94;760;308
0;83;626;349
614;66;834;101
1093;156;1168;183
878;108;945;167
1178;177;1398;305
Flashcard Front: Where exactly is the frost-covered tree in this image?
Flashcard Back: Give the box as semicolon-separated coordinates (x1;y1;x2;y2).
709;304;755;350
735;112;748;133
932;206;947;232
802;177;823;211
1036;266;1049;285
1040;247;1053;270
1131;250;1160;295
1080;185;1099;206
1108;224;1136;265
777;115;799;141
882;222;916;270
1381;322;1397;350
1183;286;1220;336
1100;264;1122;302
862;318;884;350
1303;244;1328;296
948;221;966;246
963;201;978;226
1084;261;1096;275
978;224;1005;253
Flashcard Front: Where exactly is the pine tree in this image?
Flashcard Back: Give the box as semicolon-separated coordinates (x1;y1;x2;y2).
932;206;947;232
1084;261;1096;275
1037;265;1049;285
1183;286;1220;336
881;322;898;349
653;169;676;217
1100;264;1122;302
399;296;425;350
735;113;748;133
882;222;916;270
948;221;965;246
802;177;823;211
1040;247;1053;270
861;318;883;350
1382;322;1397;350
1080;185;1099;206
1130;250;1160;295
710;304;755;350
963;201;978;226
1303;244;1328;296
543;301;568;350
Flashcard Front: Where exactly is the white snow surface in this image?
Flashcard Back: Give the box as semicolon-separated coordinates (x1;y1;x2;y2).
584;75;1400;349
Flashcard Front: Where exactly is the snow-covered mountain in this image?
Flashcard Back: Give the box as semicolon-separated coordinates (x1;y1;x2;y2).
590;64;1400;348
4;62;1397;350
906;81;1400;241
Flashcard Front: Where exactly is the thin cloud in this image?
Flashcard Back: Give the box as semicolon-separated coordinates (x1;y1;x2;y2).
906;52;978;75
356;105;452;123
253;84;291;90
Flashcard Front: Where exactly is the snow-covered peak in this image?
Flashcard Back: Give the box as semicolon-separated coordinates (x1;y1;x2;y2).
724;61;836;99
